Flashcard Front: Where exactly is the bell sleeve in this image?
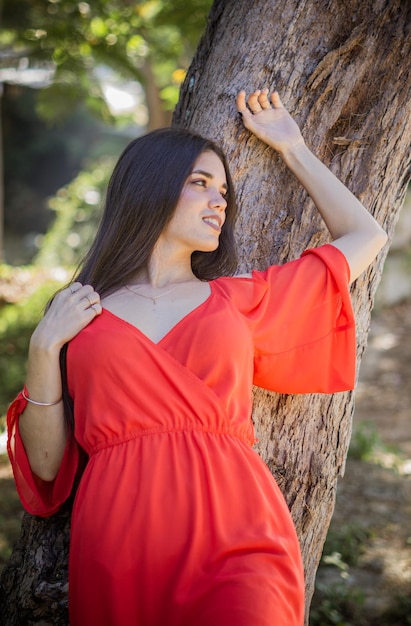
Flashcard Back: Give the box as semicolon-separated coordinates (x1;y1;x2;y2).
7;390;80;517
224;244;356;394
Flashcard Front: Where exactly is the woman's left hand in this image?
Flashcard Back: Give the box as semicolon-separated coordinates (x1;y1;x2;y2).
236;89;304;156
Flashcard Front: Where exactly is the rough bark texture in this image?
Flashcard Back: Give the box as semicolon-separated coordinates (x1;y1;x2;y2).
0;503;71;625
1;1;410;624
172;0;411;620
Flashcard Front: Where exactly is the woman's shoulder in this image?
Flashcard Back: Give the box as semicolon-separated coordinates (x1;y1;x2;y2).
211;243;350;309
217;243;348;282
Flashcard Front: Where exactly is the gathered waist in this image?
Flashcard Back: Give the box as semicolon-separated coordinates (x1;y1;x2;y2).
87;425;255;456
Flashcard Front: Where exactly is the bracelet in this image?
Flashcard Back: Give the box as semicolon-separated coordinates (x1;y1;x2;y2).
22;389;63;407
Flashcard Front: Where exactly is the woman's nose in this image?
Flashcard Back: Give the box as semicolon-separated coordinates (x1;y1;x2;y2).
209;190;227;210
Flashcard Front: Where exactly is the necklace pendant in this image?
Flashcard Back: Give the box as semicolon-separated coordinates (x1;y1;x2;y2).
125;283;182;304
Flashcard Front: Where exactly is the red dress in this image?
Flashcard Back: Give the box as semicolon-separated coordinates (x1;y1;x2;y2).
7;244;356;626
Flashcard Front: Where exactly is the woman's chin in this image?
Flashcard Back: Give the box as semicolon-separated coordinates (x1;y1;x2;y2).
195;242;220;253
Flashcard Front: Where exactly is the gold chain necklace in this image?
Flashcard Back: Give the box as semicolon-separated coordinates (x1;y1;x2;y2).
125;284;181;305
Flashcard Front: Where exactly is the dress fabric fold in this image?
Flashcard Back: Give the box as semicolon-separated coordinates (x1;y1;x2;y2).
7;244;356;626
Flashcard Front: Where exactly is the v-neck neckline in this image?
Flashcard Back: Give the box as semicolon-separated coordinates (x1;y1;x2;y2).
101;282;215;346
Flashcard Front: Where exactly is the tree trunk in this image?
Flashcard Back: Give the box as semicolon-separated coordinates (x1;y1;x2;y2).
0;506;71;626
173;0;411;620
1;1;410;624
141;59;173;131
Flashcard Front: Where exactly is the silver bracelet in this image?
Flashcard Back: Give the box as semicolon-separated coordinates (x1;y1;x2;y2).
22;389;62;407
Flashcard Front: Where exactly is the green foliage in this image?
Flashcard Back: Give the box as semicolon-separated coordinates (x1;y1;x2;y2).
310;524;369;625
2;87;112;239
348;421;381;461
36;157;115;268
322;523;371;568
2;0;213;262
0;276;63;416
311;577;411;626
348;421;403;471
1;0;213;121
310;467;410;625
310;580;365;626
378;594;411;626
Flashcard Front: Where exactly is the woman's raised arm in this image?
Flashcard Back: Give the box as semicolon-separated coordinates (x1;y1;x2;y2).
236;89;387;282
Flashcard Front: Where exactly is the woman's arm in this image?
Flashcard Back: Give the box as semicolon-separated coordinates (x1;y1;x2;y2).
18;283;101;481
236;89;388;282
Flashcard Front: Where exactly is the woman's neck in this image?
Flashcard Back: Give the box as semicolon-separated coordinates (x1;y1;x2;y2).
133;250;197;288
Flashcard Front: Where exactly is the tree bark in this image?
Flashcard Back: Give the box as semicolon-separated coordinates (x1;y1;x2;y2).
1;1;410;624
172;0;411;620
0;504;71;626
141;59;173;131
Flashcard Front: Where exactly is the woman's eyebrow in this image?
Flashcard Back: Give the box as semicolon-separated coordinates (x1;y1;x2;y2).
192;169;228;191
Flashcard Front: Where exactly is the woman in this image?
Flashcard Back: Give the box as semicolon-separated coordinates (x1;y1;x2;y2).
7;89;387;625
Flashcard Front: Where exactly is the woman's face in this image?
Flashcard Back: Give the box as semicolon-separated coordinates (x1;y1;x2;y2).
157;150;228;256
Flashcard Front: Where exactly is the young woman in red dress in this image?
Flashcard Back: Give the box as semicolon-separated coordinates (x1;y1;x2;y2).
8;89;387;625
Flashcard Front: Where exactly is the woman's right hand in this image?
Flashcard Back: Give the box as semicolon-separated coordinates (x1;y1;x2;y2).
18;283;102;481
236;89;304;156
31;282;102;353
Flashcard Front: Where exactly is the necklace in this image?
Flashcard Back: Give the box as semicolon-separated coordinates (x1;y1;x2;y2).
125;283;181;305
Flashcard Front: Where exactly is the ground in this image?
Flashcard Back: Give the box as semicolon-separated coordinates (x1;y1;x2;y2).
0;299;410;624
313;299;411;622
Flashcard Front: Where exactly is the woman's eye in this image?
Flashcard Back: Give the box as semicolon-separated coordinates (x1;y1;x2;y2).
191;179;228;200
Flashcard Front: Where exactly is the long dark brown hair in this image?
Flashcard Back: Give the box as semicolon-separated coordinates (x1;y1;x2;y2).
74;127;238;296
61;127;238;436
